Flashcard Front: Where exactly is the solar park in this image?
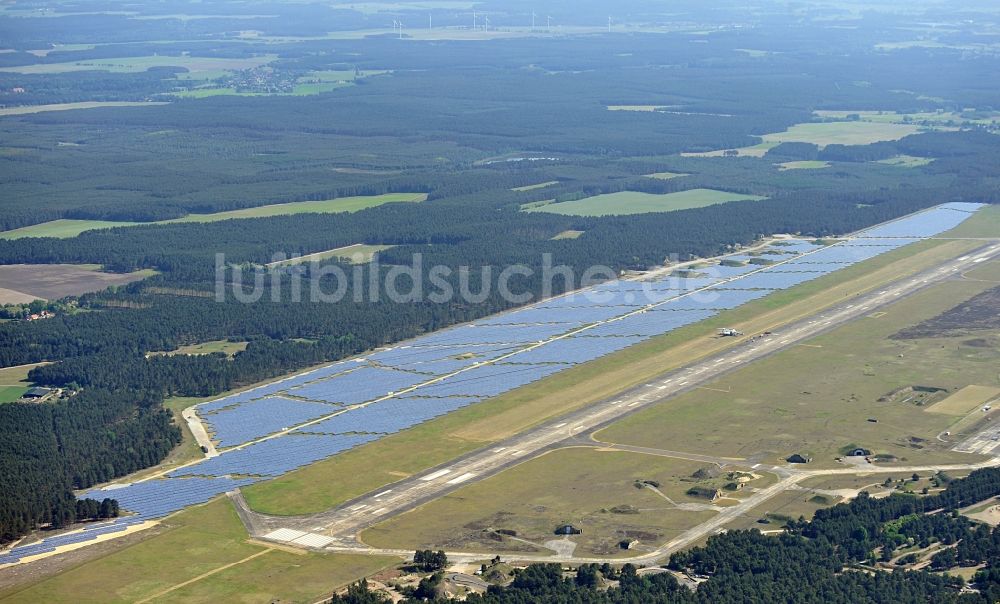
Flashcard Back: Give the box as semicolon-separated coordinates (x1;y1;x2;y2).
0;202;982;566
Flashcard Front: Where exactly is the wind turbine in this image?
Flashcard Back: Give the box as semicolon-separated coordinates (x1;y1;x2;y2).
531;11;536;31
397;20;404;39
547;15;552;30
608;16;613;33
484;14;490;33
473;11;477;30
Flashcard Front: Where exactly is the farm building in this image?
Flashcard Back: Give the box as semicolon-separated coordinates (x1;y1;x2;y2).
21;387;53;401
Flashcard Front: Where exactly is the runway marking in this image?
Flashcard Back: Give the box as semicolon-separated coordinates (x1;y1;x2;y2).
373;490;392;498
554;422;567;428
372;507;387;515
446;472;477;485
509;450;525;456
492;447;508;453
349;504;368;511
628;401;641;407
291;533;334;548
264;528;308;542
974;258;987;263
420;469;452;481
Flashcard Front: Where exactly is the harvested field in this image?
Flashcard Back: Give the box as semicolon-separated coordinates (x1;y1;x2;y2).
0;264;153;303
893;284;1000;339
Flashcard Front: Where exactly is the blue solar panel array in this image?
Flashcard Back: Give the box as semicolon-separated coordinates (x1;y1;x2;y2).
0;518;144;565
83;476;259;519
171;433;378;478
412;363;565;398
855;205;982;238
302;396;486;435
202;396;339;448
502;335;645;365
289;366;431;405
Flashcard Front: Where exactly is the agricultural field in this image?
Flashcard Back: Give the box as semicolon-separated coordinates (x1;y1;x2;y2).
174;69;388;98
155;340;249;358
0;499;397;604
814;110;1000;128
876;155;934;168
0;102;168;117
0;364;42;404
0;194;427;240
686;120;923;158
0;264;154;303
523;189;766;216
511;181;559;192
0;220;143;240
761;121;921;147
0;55;277;75
606;105;673;112
594;263;1000;468
551;230;584;240
361;448;723;557
777;161;831;170
644;172;688;180
266;244;394;266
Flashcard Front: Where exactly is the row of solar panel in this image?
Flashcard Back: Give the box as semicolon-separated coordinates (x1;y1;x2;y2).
170;434;378;479
0;518;143;565
855;205;983;239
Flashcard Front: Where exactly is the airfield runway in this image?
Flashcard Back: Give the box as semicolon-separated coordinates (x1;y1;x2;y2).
244;240;1000;561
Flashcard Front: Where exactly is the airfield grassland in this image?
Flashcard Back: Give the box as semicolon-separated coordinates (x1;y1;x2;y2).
0;499;396;604
925;385;1000;415
242;233;984;516
0;194;427;240
361;448;721;558
594;261;1000;468
523;189;766;216
720;489;842;533
797;472;969;494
